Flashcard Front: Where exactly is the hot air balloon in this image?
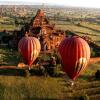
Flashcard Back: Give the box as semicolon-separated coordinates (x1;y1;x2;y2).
58;36;90;80
18;36;41;69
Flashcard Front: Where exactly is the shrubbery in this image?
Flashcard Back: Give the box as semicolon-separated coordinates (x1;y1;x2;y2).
95;70;100;79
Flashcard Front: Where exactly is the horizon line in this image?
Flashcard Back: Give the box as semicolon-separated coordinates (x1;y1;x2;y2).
0;1;100;9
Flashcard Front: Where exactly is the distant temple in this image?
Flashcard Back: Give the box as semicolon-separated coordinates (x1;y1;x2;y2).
20;9;65;51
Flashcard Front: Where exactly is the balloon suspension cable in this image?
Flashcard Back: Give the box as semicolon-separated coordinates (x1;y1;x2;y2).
69;79;74;87
29;66;31;70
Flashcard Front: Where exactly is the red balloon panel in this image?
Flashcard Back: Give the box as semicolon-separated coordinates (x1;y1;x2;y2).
18;37;41;66
59;36;90;80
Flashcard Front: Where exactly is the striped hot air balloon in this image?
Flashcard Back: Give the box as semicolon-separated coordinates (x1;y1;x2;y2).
58;36;90;80
18;36;41;69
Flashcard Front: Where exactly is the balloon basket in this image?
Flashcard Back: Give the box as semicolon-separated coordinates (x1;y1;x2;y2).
24;69;31;77
18;68;31;77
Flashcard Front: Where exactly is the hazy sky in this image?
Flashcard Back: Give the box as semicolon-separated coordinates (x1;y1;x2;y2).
0;0;100;8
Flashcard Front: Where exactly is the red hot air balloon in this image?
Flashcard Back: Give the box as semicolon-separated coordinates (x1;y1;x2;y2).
58;36;90;80
18;36;41;69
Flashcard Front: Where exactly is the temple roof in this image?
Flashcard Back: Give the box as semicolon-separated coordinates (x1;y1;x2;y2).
36;9;45;17
31;9;49;28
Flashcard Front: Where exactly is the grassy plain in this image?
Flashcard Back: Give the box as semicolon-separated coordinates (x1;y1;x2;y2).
0;48;100;100
0;14;100;100
52;20;100;45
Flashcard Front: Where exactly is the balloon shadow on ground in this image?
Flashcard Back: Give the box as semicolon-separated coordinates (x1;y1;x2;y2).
0;68;64;77
0;68;46;77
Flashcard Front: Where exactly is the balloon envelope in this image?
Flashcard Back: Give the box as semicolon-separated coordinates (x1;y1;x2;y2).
58;36;90;80
18;37;41;66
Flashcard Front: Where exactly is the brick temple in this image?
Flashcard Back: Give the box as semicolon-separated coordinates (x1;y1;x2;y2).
21;9;65;51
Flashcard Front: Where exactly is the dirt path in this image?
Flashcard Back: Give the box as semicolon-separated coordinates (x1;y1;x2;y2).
0;57;100;69
89;57;100;64
0;66;17;69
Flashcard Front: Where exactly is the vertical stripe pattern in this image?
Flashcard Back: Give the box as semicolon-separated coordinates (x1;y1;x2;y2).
18;37;41;67
58;36;90;80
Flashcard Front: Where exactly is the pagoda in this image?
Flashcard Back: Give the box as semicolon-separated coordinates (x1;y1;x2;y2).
21;9;65;51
